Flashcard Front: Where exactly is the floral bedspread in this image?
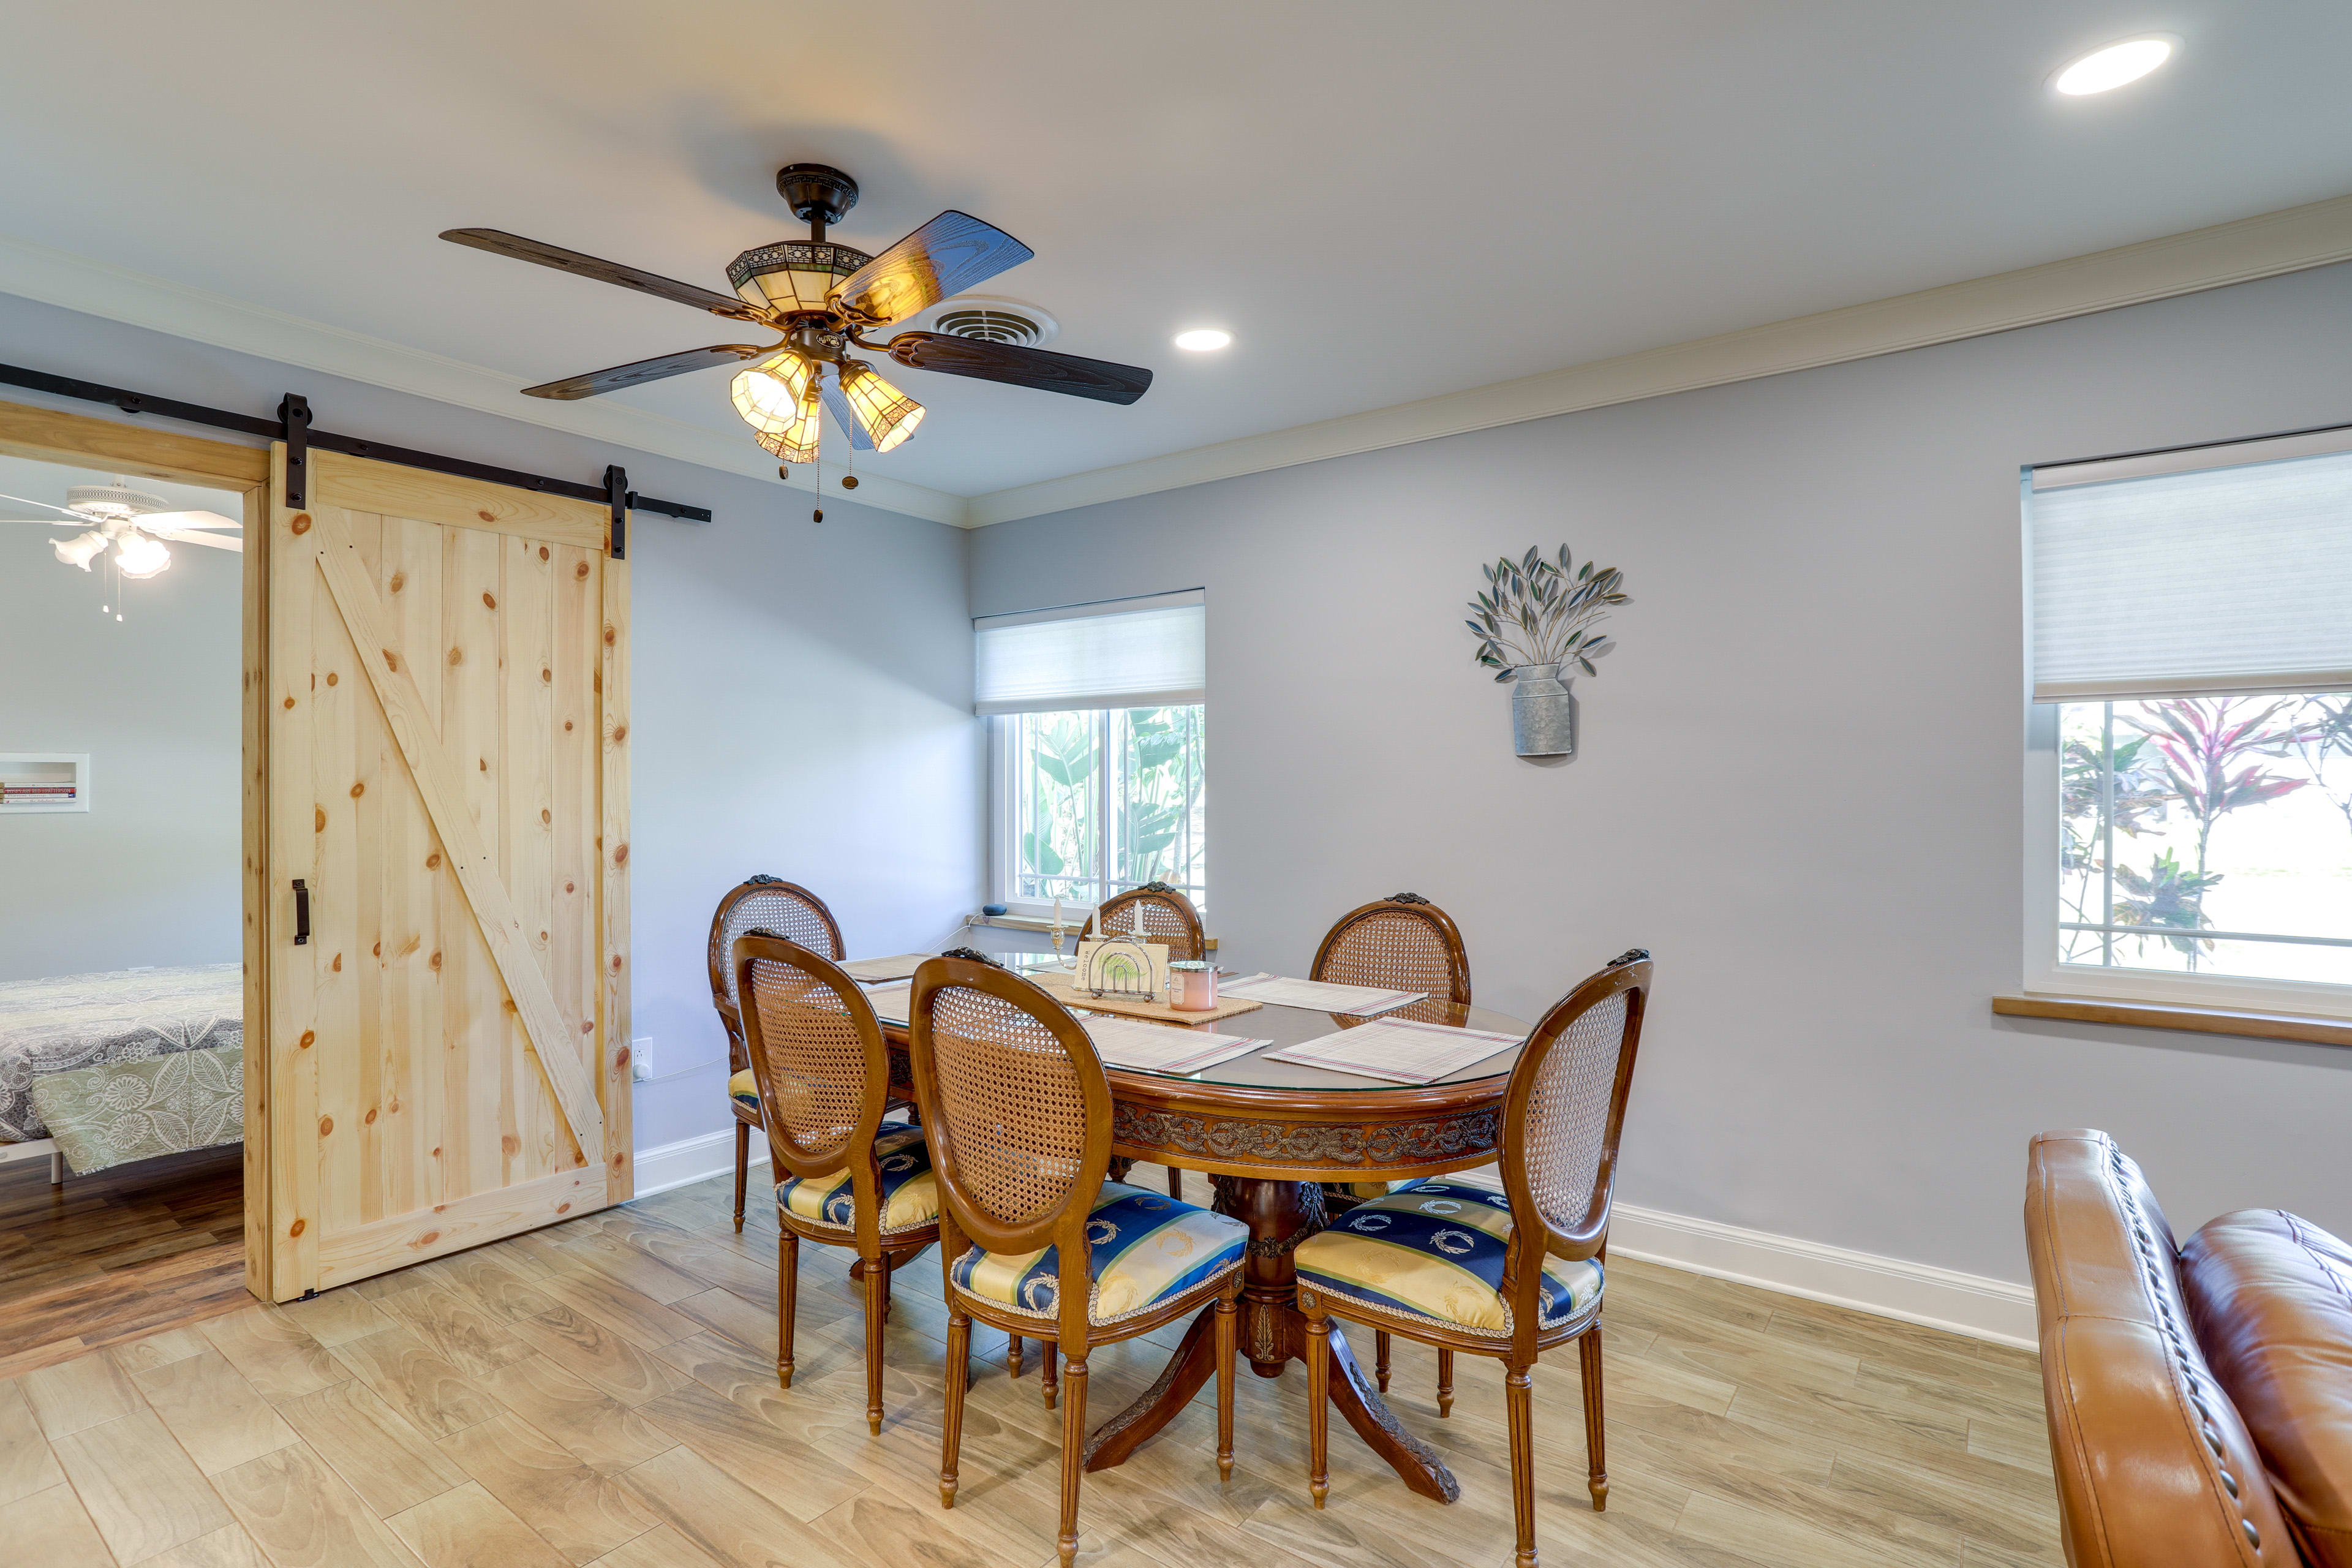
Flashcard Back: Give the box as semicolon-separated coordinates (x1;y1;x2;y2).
0;963;243;1143
32;1045;244;1174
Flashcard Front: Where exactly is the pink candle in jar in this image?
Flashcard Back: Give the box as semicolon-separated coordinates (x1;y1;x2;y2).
1169;961;1217;1011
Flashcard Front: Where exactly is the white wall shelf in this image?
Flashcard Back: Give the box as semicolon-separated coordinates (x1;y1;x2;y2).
0;753;89;813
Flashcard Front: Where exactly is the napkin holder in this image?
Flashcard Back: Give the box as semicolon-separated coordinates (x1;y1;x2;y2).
1075;935;1169;1003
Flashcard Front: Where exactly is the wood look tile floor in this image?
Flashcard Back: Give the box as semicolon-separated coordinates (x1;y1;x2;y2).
0;1163;2062;1567
0;1146;249;1378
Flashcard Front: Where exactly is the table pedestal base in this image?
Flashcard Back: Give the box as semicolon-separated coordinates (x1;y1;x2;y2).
1080;1177;1459;1503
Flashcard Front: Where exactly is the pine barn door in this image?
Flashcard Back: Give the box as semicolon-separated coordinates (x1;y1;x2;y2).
254;447;631;1299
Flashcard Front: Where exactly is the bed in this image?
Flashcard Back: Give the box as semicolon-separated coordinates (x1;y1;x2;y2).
0;963;244;1182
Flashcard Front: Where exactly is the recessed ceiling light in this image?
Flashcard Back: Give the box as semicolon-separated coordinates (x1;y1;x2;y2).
2052;36;2177;96
1174;328;1232;352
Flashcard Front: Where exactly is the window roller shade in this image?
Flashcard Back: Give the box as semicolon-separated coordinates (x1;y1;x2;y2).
975;590;1205;715
2030;441;2352;703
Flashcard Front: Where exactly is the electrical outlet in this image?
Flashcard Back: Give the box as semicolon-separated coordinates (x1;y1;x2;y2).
630;1036;657;1082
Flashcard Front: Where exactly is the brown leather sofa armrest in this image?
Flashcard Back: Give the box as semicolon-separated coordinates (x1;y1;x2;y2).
2026;1130;2293;1566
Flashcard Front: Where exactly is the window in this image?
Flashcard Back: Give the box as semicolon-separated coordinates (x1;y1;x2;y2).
977;592;1207;915
2028;429;2352;1003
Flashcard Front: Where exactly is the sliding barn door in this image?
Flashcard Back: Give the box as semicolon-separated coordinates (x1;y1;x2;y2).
257;448;630;1298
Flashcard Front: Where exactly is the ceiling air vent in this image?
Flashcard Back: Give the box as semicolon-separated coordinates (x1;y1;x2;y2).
927;299;1059;348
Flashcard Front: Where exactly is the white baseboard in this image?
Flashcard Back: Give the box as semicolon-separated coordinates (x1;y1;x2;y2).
617;1134;2039;1350
631;1126;767;1200
1608;1203;2037;1351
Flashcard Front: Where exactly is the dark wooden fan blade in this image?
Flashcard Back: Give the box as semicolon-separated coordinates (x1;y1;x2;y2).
885;333;1152;405
831;212;1034;327
819;381;875;451
521;344;769;401
442;228;760;320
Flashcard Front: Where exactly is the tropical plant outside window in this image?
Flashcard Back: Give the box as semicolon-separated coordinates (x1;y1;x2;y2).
2059;692;2352;984
1003;706;1205;912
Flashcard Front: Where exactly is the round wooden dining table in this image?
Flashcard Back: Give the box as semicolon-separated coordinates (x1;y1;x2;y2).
881;962;1529;1506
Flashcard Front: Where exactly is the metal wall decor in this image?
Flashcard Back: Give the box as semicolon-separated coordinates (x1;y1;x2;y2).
1463;544;1632;758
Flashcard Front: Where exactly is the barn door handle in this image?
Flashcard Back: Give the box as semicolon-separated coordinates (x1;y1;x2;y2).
293;880;311;946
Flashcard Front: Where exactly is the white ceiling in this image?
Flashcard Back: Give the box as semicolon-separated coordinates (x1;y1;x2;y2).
2;2;2348;503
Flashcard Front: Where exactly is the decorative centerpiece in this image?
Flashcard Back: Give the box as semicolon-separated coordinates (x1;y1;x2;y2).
1464;544;1630;757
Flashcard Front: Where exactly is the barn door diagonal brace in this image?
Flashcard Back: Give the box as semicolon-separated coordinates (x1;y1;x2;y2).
0;360;712;529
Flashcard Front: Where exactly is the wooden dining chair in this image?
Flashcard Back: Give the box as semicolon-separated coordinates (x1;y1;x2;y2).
907;955;1247;1568
1294;950;1651;1568
1311;892;1477;1232
734;932;940;1434
707;876;845;1232
1085;881;1207;1199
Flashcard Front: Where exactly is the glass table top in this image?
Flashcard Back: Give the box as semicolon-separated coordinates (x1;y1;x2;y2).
868;954;1529;1095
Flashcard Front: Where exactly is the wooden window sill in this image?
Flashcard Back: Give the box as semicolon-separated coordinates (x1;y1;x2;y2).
1992;993;2352;1047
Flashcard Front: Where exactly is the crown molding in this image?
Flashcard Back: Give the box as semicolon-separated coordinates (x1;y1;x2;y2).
0;232;968;527
967;190;2352;527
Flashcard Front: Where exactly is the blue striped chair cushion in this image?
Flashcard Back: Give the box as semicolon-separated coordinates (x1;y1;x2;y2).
775;1123;940;1234
1294;1178;1602;1335
727;1068;761;1113
949;1182;1246;1324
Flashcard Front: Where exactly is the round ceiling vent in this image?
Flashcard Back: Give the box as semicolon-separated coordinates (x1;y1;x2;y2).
924;296;1060;348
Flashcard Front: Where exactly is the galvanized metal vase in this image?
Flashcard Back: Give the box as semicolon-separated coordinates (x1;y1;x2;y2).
1510;663;1577;757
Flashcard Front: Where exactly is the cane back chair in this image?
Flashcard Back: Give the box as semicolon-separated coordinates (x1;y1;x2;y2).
1311;893;1476;1275
907;956;1246;1568
734;932;940;1434
1085;881;1207;1199
708;877;846;1231
1294;950;1651;1568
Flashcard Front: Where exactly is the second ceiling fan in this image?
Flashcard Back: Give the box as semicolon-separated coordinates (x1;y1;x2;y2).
443;164;1153;469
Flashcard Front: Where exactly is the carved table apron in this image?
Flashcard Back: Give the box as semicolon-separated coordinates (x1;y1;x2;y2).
882;1013;1521;1504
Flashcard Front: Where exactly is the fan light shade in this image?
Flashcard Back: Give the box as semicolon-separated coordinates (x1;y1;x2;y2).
731;352;823;464
726;241;872;317
53;530;105;570
836;361;925;453
116;532;171;578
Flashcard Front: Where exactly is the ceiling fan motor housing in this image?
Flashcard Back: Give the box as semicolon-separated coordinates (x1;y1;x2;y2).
775;164;859;227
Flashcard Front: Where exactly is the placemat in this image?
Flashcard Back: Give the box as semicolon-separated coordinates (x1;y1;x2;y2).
1023;970;1265;1026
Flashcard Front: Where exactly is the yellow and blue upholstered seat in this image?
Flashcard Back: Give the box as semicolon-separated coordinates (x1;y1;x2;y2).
1294;1178;1602;1335
775;1122;940;1233
949;1182;1247;1324
727;1068;761;1113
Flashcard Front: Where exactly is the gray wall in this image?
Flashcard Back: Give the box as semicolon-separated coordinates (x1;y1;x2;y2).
971;260;2352;1286
0;465;244;982
0;291;982;1154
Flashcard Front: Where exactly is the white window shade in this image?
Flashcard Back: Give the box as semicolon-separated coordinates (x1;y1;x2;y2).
975;590;1205;715
2030;438;2352;703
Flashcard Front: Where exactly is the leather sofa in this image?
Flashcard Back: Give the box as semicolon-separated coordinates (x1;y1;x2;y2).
2026;1129;2352;1566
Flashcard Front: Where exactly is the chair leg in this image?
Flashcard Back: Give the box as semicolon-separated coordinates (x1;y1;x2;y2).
1506;1362;1537;1567
1305;1309;1330;1509
1215;1286;1237;1484
777;1231;799;1389
1579;1326;1608;1512
1374;1329;1390;1392
1167;1165;1183;1200
1056;1356;1090;1568
941;1308;970;1507
1438;1348;1455;1417
862;1253;888;1434
1008;1335;1023;1378
1042;1339;1059;1409
733;1120;751;1233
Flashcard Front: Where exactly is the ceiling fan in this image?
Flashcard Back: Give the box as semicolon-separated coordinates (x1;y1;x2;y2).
2;479;241;578
442;164;1153;470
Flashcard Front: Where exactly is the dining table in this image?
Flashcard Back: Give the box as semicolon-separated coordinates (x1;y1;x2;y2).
873;956;1531;1505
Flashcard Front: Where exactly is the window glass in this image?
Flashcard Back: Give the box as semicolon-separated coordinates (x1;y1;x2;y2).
2058;693;2352;982
1007;705;1205;912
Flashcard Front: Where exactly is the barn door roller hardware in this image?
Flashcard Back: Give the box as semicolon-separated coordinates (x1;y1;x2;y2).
0;361;709;557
